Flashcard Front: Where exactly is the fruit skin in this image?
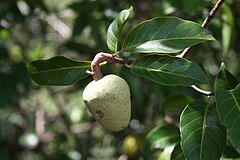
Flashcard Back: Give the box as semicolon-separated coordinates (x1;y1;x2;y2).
82;74;131;132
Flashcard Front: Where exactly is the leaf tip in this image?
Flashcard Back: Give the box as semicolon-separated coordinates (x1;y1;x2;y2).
220;62;226;69
26;63;36;73
129;6;133;12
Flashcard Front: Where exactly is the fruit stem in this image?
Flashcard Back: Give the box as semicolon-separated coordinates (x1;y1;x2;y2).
88;52;126;81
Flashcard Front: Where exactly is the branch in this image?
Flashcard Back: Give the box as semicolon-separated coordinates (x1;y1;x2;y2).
177;0;225;58
87;52;126;81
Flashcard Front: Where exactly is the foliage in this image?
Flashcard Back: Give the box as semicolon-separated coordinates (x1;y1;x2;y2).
1;0;240;160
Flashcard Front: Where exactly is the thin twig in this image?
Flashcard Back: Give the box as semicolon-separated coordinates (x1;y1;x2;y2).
87;52;126;81
201;0;225;28
177;0;225;58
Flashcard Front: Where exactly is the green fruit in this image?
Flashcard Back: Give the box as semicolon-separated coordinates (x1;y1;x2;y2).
82;74;131;132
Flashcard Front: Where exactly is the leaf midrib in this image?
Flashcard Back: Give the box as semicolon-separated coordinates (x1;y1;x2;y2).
123;36;212;50
130;65;204;83
230;90;240;113
200;104;209;160
30;65;90;74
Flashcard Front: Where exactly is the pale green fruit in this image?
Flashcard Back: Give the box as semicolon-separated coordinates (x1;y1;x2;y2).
82;74;131;132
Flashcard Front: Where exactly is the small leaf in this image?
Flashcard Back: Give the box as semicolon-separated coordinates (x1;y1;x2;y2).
180;100;226;160
107;6;133;53
171;143;185;160
122;17;215;53
128;55;207;86
143;123;180;159
27;56;91;85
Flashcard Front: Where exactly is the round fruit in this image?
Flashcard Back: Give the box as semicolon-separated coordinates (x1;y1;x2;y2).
123;135;141;157
82;74;131;132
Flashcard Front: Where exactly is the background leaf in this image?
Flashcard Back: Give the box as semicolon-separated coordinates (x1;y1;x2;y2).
221;4;234;58
128;55;207;86
107;6;132;53
27;56;91;85
171;143;185;160
162;94;193;119
180;100;226;160
122;17;215;53
143;122;180;159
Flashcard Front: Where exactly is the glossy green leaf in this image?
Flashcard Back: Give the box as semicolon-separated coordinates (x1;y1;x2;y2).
171;143;185;160
215;64;240;149
122;17;215;53
180;100;226;160
128;55;207;86
27;56;91;85
107;6;133;53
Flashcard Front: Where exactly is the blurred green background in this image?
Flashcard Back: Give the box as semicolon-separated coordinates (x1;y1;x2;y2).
1;0;240;159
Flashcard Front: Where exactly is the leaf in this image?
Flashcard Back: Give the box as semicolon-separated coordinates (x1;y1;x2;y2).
143;123;180;159
107;6;133;53
171;143;185;160
222;145;240;159
158;146;175;160
128;55;207;86
180;100;226;160
122;17;215;53
162;94;193;118
27;56;91;85
214;63;239;90
215;64;240;149
220;158;240;160
72;15;89;38
222;4;234;57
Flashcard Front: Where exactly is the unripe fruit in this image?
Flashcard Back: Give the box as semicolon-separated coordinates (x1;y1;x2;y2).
82;74;131;132
123;135;141;157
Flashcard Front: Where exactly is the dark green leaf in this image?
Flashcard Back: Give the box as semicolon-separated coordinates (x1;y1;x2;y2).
128;55;207;86
214;63;240;149
171;143;185;160
214;63;239;90
162;94;193;118
223;145;240;158
143;123;180;159
180;100;226;160
72;15;89;38
215;69;240;149
122;17;215;53
27;56;91;85
107;6;132;53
